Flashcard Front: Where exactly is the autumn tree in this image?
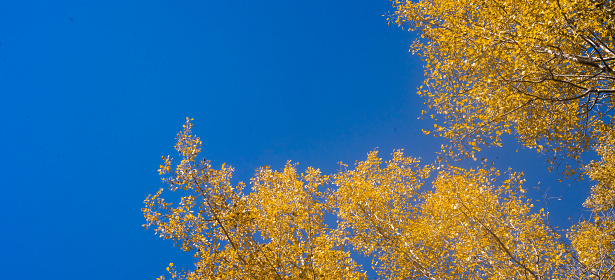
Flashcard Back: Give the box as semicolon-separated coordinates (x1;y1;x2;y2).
389;0;614;173
143;119;364;280
388;0;615;276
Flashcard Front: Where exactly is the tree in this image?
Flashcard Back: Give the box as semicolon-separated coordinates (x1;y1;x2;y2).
387;0;615;276
389;0;614;175
143;118;364;280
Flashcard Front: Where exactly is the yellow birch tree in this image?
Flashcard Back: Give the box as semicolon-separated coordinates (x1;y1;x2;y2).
390;0;615;173
388;0;615;276
143;118;364;280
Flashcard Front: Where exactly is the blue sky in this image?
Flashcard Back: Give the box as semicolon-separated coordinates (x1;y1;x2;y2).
0;1;591;279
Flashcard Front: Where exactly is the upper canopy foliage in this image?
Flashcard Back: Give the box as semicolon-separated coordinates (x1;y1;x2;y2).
391;0;615;176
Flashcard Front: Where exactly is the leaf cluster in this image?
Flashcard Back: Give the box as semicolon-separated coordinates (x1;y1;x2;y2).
390;0;615;177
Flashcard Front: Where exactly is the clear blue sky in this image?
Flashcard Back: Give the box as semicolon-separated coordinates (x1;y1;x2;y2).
0;1;590;279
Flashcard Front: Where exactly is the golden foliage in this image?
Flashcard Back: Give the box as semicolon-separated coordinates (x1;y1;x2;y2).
386;0;615;277
144;119;615;279
585;130;615;212
143;119;364;280
390;0;615;174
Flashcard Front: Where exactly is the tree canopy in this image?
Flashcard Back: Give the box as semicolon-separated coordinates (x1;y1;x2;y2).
391;0;614;174
143;118;613;279
143;0;615;278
